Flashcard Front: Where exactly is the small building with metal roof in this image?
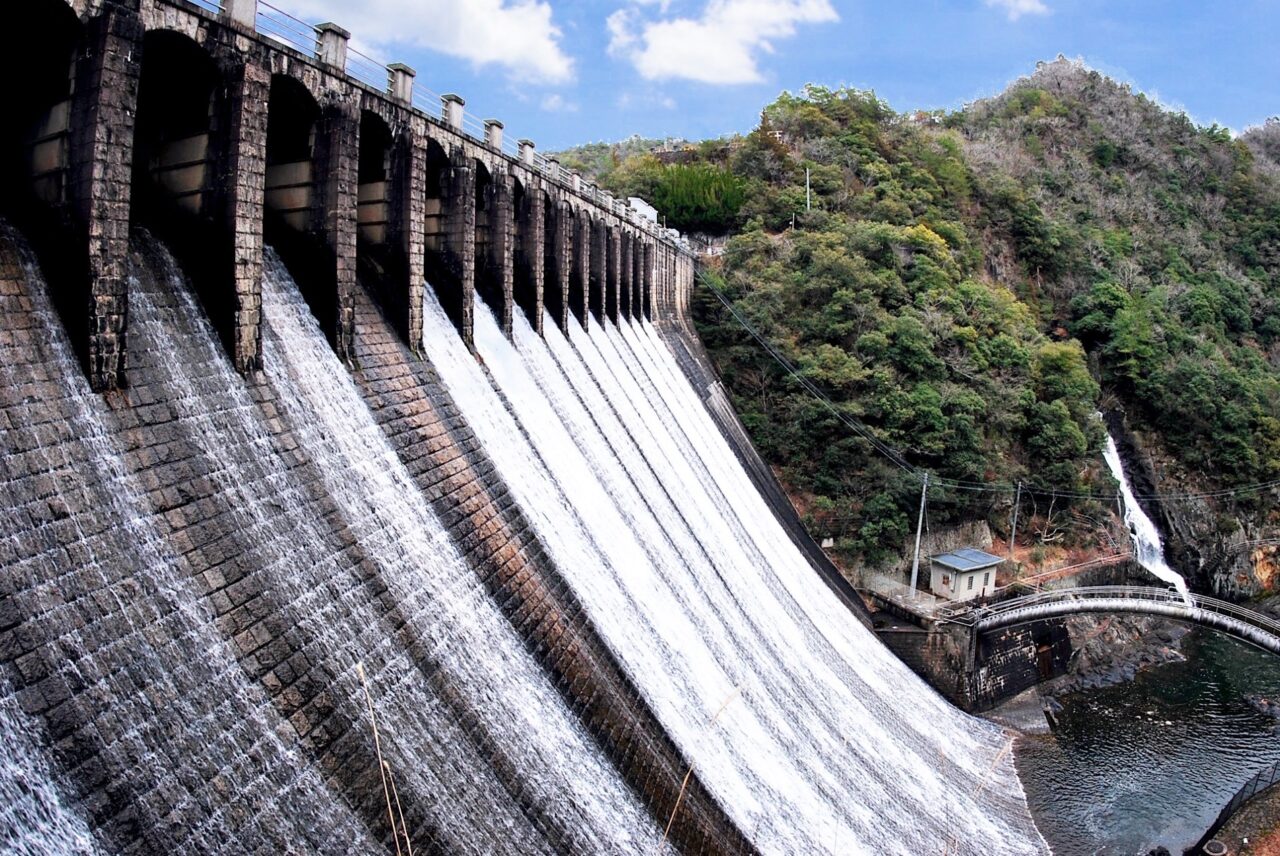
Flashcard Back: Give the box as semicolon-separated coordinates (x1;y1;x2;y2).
929;547;1003;602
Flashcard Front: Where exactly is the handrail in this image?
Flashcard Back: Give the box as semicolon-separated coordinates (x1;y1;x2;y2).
190;0;223;12
256;0;318;57
230;0;674;246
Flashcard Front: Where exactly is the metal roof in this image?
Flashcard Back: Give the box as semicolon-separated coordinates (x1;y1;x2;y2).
930;547;1003;573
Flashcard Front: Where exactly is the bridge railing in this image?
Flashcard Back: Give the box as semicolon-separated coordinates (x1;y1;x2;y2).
190;0;223;13
936;585;1280;642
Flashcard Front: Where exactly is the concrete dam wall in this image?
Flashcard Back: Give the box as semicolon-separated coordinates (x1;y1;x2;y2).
1;0;1047;853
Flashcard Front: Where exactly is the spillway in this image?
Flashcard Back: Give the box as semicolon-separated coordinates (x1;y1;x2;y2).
0;219;1047;854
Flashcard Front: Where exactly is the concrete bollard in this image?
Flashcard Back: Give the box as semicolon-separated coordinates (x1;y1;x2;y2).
484;119;504;151
222;0;256;30
316;23;350;71
442;94;465;130
388;63;415;103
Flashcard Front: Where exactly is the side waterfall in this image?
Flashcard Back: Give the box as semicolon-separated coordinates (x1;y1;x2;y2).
1102;433;1193;603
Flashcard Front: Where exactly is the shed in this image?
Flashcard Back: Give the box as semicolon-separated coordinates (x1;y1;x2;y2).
929;547;1002;602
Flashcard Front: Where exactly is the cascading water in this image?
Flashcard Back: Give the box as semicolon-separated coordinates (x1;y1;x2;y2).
421;288;1047;854
1102;432;1192;603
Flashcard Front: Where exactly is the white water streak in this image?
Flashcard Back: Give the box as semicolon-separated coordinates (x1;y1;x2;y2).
1103;433;1192;603
423;292;1046;854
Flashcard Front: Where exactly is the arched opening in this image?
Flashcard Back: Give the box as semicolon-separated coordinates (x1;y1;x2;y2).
264;75;320;234
262;74;341;336
589;218;606;322
0;1;89;363
131;30;219;223
422;136;469;336
544;201;565;330
473;160;506;326
617;231;632;322
0;1;81;213
356;111;393;246
512;177;539;329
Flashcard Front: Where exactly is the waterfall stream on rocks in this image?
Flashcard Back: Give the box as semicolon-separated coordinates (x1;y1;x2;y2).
1102;433;1192;603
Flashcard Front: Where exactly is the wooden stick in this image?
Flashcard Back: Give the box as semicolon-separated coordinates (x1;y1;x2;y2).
385;760;415;856
655;687;741;855
356;662;403;856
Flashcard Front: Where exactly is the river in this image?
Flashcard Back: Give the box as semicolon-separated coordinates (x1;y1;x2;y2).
1016;628;1280;853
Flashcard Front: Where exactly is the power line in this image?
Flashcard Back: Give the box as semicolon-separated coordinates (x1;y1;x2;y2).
699;273;1280;505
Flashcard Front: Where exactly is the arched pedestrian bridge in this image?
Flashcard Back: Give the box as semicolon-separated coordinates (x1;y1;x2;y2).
938;585;1280;656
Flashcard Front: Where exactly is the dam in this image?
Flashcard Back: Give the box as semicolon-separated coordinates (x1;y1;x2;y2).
1;0;1046;852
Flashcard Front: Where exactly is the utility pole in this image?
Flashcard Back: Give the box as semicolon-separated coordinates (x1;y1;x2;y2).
909;472;929;596
1008;481;1022;561
806;167;811;211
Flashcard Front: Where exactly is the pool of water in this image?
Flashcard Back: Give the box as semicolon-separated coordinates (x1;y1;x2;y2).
1016;629;1280;854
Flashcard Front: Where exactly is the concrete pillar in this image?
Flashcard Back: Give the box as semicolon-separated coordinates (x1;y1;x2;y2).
546;157;561;183
484;119;504;151
516;185;545;336
69;4;143;391
223;0;257;30
518;139;536;166
485;170;514;339
442;94;464;131
220;59;272;373
569;171;581;193
316;23;350;72
446;146;476;348
388;63;415;104
388;124;425;351
313;99;360;362
606;225;621;324
619;231;633;321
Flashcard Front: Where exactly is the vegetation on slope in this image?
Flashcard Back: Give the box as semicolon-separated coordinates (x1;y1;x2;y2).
557;60;1280;571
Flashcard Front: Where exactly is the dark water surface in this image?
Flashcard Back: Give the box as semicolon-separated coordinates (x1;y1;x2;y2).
1016;629;1280;854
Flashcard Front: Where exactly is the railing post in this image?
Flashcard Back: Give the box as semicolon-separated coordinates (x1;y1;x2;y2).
223;0;256;30
442;94;465;131
388;63;415;104
316;23;350;72
518;139;536;165
483;119;503;151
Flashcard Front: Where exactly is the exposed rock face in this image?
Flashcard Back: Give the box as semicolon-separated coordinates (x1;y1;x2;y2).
1106;409;1279;598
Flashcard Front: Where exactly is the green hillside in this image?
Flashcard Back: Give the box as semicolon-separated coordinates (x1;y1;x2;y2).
556;59;1280;574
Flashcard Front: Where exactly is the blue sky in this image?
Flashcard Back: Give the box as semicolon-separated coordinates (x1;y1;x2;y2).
274;0;1279;151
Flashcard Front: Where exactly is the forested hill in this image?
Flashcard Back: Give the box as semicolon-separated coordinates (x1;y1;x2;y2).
555;58;1280;585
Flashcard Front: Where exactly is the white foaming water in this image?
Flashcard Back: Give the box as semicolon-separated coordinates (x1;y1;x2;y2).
0;230;379;853
257;252;658;853
423;292;1047;854
1103;433;1192;603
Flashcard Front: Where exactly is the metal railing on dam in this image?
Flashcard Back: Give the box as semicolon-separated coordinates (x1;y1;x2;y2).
936;585;1280;655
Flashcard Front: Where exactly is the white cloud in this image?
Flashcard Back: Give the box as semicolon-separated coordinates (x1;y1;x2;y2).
608;0;839;85
985;0;1050;21
540;93;579;112
272;0;574;83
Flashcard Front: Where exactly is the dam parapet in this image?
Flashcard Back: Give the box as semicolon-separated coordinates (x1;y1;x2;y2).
2;0;696;392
